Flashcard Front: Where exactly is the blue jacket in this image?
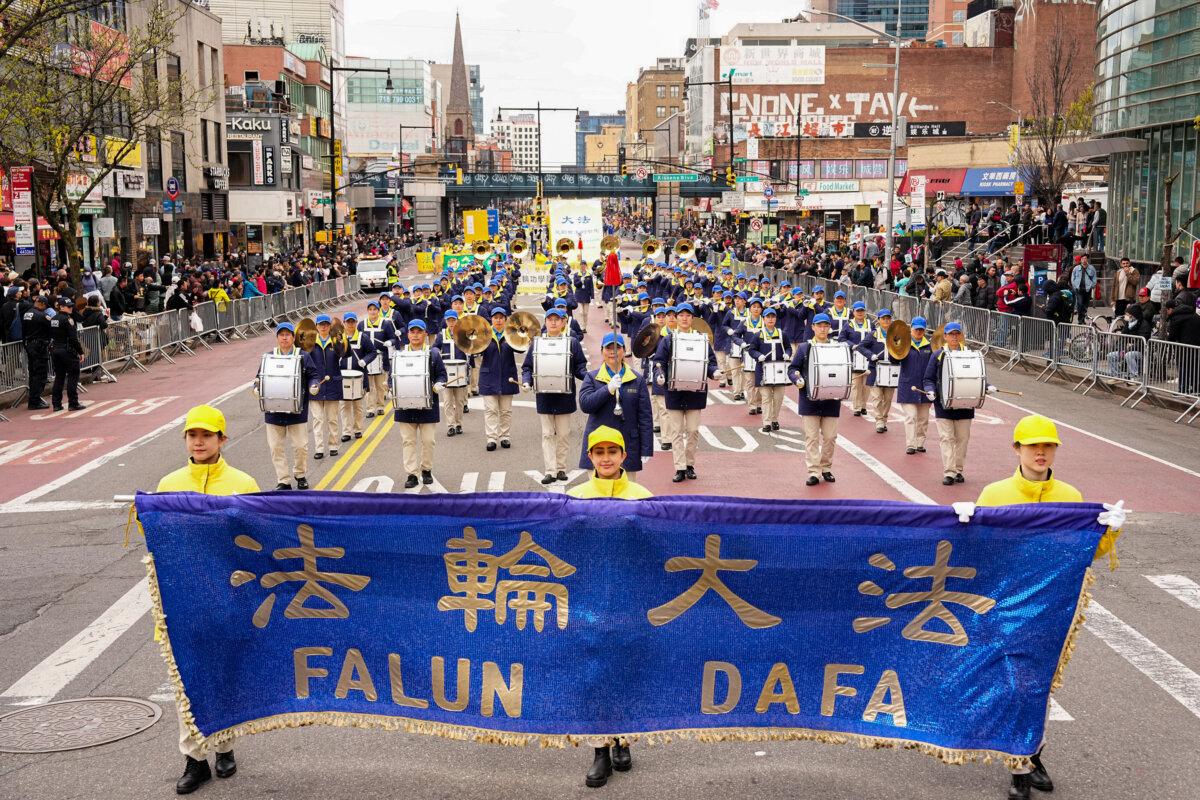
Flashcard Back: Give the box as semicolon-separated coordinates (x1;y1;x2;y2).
520;335;589;414
652;330;719;410
578;365;655;472
788;342;842;417
339;331;379;377
361;318;398;371
746;328;793;387
922;347;976;420
304;338;345;401
895;340;934;405
477;328;520;396
854;328;895;388
393;347;448;425
262;348;312;426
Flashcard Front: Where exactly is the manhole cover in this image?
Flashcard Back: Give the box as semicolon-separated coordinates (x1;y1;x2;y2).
0;697;162;753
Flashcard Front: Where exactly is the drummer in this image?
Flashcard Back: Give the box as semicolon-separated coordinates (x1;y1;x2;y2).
261;322;312;490
725;292;750;401
304;314;344;460
734;297;766;416
579;333;654;476
434;310;469;437
477;306;520;451
361;300;398;419
641;307;672;447
651;302;719;483
840;301;874;417
922;321;983;485
747;307;792;433
338;312;378;443
394;319;447;489
788;313;841;486
854;308;897;434
895;316;934;456
521;308;588;485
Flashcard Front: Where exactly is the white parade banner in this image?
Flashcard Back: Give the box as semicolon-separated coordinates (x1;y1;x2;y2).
547;198;603;264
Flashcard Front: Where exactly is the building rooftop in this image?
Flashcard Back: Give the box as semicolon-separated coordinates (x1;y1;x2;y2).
722;20;887;44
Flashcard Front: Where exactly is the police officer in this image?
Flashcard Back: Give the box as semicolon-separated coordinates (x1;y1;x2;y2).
49;296;86;411
22;295;51;410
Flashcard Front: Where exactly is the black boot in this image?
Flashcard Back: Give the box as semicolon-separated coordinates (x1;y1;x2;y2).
1028;750;1054;792
611;741;631;772
1008;773;1032;800
421;470;433;485
672;470;686;483
405;474;419;488
214;750;236;779
585;746;612;788
27;398;49;410
175;757;211;794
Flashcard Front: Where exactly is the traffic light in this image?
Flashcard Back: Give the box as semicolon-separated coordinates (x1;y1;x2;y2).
617;145;626;176
455;167;463;185
725;166;736;189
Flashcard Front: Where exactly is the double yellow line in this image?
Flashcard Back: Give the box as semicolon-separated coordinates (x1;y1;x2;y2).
313;404;395;491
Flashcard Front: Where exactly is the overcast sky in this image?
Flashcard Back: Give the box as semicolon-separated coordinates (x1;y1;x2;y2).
346;0;811;167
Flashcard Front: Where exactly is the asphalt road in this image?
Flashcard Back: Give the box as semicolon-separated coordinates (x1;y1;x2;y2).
1;245;1198;800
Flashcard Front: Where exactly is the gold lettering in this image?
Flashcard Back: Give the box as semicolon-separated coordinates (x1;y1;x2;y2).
755;662;800;714
862;669;907;727
700;661;742;714
294;646;332;699
334;647;378;701
481;661;524;718
388;654;430;709
432;656;471;711
821;663;865;717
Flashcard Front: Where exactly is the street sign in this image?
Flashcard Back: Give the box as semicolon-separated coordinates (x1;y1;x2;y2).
936;191;946;201
1013;180;1025;196
11;166;34;256
749;218;764;232
763;186;775;199
635;167;649;180
736;175;760;184
652;173;698;183
165;176;180;200
798;188;810;197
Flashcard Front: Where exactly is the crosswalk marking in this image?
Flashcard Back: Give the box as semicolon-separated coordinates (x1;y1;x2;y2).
1146;575;1200;612
459;472;479;493
487;471;506;492
1048;698;1074;722
1085;601;1200;719
698;425;757;452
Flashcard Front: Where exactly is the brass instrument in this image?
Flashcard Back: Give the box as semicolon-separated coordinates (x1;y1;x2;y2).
632;324;661;359
473;241;493;260
556;237;575;256
295;318;318;351
674;238;694;259
885;319;911;361
642;238;663;260
453;314;493;355
600;234;621;255
509;239;528;261
503;310;540;352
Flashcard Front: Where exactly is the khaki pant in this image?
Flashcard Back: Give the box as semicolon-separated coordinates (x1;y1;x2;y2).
731;366;746;396
539;413;572;473
761;385;785;425
900;403;930;449
850;372;868;412
718;351;734;385
484;394;513;443
367;372;389;414
869;387;896;427
442;385;467;430
310;400;340;452
572;304;588;331
802;415;838;477
668;408;701;471
265;423;308;484
340;397;365;437
178;704;231;759
469;363;480;395
745;379;761;410
399;421;435;476
936;417;972;477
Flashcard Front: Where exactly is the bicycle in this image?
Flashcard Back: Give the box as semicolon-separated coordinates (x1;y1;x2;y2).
1066;314;1115;364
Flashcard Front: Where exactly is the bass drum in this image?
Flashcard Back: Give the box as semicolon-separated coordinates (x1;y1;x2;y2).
939;350;987;409
391;350;432;410
258;353;303;414
805;342;852;401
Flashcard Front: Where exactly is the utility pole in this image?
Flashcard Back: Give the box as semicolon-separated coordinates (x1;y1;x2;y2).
328;60;393;240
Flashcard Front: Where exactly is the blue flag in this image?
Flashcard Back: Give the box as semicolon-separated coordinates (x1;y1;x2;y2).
137;492;1103;766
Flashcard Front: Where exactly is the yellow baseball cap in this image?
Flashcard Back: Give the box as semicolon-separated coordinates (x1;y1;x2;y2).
1013;414;1061;446
587;425;626;452
184;404;226;435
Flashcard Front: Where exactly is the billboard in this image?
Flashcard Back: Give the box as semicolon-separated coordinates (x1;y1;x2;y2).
462;210;490;243
719;46;825;85
345;110;432;156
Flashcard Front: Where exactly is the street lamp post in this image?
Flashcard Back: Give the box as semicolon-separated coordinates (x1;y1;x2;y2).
327;61;393;240
494;104;580;248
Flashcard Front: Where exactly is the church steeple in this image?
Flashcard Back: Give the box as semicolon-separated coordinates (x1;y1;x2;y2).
445;12;474;160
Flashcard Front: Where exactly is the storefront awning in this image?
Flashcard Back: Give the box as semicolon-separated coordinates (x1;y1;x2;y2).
897;169;966;196
788;190;888;211
1055;137;1147;165
960;168;1028;197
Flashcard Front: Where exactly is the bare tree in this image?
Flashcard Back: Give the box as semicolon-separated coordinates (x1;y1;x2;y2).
0;0;111;62
1013;26;1092;207
0;0;213;287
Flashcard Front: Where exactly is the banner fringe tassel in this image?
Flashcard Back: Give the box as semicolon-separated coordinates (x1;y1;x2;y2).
1050;567;1095;694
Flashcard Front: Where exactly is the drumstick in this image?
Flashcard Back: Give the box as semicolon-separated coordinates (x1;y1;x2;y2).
990;388;1024;397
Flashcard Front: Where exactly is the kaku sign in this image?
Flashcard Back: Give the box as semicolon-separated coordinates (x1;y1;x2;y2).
720;45;825;85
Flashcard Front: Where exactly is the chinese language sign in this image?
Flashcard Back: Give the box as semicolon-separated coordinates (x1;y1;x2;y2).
138;492;1103;762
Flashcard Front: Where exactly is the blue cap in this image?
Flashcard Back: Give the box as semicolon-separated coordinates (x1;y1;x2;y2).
546;308;566;318
911;316;928;329
491;306;508;317
834;291;847;299
764;307;778;317
780;281;791;288
877;308;893;317
813;285;826;293
378;293;391;302
749;296;763;306
444;309;459;320
471;282;484;291
852;301;866;311
792;287;804;295
664;306;677;314
553;299;568;308
367;300;379;308
602;332;625;348
736;291;749;300
343;312;358;322
638;292;650;300
722;290;734;299
736;272;747;279
945;321;963;333
811;313;832;325
275;321;295;333
556;277;568;285
652;297;665;306
676;302;695;314
653;307;667;315
315;314;332;324
408;319;427;331
452;294;464;302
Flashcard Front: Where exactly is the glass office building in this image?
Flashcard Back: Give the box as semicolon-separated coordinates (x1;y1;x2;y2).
1094;0;1200;265
835;0;929;40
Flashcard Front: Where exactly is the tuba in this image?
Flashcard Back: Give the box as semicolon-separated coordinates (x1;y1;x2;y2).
509;239;528;262
642;238;663;260
600;234;621;255
556;237;575;257
674;238;694;259
473;241;493;260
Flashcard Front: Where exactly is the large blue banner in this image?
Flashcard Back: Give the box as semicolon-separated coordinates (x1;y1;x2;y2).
137;493;1103;766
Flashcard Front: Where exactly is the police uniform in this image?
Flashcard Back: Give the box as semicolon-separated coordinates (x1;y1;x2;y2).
520;312;588;481
788;317;841;483
651;306;719;481
393;322;448;487
22;300;51;408
259;327;312;489
49;299;85;410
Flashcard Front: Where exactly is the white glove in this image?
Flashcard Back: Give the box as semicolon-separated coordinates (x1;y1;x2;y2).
871;352;881;361
795;378;806;389
951;502;976;524
610;379;623;395
925;390;937;402
757;354;766;362
726;327;736;336
654;373;665;387
432;382;445;395
986;384;997;394
1098;500;1127;530
521;382;532;392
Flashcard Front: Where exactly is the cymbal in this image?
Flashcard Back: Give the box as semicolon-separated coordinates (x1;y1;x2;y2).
503;310;540;352
295;318;318;351
454;314;493;355
632;323;661;359
930;328;945;352
689;317;714;346
886;319;910;361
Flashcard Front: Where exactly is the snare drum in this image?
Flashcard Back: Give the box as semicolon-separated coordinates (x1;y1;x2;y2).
444;359;468;389
366;353;385;375
875;362;901;388
532;336;573;394
258;353;303;414
939;350;987;409
805;342;852;401
669;332;710;392
852;351;869;374
762;361;790;386
391;350;432;410
341;370;365;401
729;341;746;360
742;351;756;372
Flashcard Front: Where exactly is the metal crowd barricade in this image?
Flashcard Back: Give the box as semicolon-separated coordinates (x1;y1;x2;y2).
1050;322;1099;391
1016;316;1057;380
988;312;1021;369
1094;331;1148;402
0;340;30;415
955;305;992;351
1131;339;1200;423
